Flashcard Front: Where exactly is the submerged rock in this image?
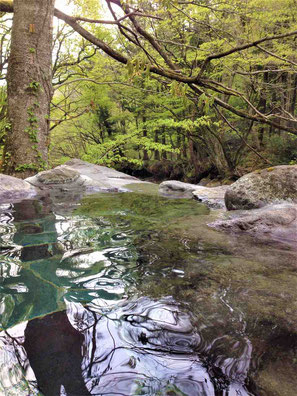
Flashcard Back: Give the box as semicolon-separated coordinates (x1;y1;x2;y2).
225;165;297;210
159;180;227;208
0;174;38;203
209;203;297;249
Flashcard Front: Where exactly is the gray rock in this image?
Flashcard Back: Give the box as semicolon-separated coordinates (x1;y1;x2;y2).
64;158;148;189
23;160;153;214
225;165;297;210
25;160;153;196
159;180;227;208
26;165;114;192
33;166;80;185
159;180;200;199
209;203;297;248
192;186;228;209
0;174;38;203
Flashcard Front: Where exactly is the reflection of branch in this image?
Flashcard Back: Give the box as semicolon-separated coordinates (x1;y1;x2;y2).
87;311;98;377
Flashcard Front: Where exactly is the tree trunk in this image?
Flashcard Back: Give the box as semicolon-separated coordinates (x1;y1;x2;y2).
142;116;149;161
161;127;167;159
154;130;160;160
2;0;55;178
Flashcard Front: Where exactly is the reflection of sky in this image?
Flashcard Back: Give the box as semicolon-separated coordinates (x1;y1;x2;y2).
0;260;21;279
67;298;251;395
0;322;39;395
0;297;253;396
53;214;138;305
0;212;16;245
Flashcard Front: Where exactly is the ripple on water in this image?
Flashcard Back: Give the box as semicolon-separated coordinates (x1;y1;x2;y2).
0;297;253;395
0;195;295;395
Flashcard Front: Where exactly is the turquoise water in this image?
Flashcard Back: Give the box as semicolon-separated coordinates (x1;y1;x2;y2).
0;192;296;395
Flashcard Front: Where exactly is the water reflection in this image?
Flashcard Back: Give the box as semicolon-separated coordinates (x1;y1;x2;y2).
0;194;296;395
24;311;90;396
1;297;253;395
0;198;139;329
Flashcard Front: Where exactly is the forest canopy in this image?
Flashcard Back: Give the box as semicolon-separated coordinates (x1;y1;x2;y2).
0;0;296;181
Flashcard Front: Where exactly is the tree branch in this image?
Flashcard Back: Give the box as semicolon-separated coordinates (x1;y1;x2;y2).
198;29;297;78
214;105;272;164
73;10;162;25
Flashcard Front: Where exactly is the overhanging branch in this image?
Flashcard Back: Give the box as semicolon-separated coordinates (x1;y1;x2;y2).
1;1;296;135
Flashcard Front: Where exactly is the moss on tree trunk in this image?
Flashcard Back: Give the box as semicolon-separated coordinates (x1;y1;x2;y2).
2;0;55;178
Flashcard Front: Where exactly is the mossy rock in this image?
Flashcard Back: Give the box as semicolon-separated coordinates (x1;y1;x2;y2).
225;165;297;210
36;166;80;185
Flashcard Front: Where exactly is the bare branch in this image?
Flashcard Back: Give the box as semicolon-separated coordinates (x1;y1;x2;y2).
215;104;272;164
198;29;297;78
73;10;162;25
256;45;297;67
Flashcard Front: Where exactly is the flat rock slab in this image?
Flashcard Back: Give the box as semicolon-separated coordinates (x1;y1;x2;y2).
26;165;115;192
209;203;297;249
0;174;38;203
26;159;151;193
64;159;149;190
159;180;227;208
225;165;297;210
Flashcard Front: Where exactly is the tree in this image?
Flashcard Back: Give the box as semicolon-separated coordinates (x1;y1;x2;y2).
1;0;55;177
0;0;296;178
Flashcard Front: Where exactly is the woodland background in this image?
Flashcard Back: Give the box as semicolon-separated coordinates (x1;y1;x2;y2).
0;0;296;183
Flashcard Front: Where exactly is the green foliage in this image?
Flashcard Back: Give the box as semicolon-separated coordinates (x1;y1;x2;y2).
27;81;41;92
14;163;40;173
25;105;39;143
47;0;297;179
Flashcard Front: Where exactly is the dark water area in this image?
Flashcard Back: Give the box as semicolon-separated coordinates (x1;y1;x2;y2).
0;191;296;395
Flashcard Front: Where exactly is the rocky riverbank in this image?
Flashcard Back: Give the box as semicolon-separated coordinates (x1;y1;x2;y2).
158;165;297;249
0;161;296;249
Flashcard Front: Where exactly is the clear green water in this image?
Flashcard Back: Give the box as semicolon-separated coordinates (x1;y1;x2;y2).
0;190;296;395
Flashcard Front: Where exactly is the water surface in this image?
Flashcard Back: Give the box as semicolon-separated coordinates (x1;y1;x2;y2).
0;190;296;395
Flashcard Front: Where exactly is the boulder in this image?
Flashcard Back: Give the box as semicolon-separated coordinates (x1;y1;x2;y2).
159;180;227;208
26;165;113;192
0;174;38;203
209;203;297;249
192;186;228;209
32;166;80;185
225;165;297;210
25;160;153;196
159;180;198;198
64;158;145;189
